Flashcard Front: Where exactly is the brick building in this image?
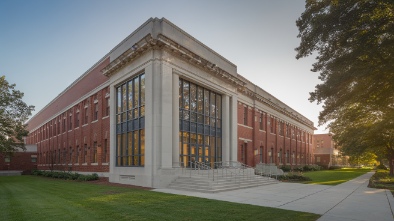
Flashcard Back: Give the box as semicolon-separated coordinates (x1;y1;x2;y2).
0;144;37;173
313;133;348;168
26;18;315;188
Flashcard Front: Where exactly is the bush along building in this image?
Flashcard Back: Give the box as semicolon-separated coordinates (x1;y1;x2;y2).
26;18;315;188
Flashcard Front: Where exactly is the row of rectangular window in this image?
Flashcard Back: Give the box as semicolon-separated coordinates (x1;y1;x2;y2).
243;106;312;143
29;89;110;144
38;140;109;165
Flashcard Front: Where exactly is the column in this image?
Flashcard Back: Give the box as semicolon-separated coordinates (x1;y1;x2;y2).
222;94;230;163
230;95;238;162
172;73;180;167
161;64;173;169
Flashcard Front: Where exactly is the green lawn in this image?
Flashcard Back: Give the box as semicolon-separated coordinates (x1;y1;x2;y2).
302;168;371;185
0;176;320;221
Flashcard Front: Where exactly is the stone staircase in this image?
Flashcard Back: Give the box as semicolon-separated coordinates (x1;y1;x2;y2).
168;167;278;193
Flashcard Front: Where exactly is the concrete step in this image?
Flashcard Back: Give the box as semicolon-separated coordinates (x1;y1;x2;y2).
168;174;278;193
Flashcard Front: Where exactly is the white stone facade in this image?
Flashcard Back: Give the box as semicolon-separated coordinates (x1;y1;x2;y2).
106;18;241;188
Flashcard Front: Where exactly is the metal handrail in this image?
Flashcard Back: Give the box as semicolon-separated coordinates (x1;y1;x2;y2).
179;161;269;185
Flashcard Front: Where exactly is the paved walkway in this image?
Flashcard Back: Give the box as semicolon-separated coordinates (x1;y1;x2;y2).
154;172;394;221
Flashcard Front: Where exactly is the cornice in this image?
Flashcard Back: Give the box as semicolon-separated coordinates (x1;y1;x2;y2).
101;34;157;77
100;33;314;131
101;34;247;88
238;87;316;130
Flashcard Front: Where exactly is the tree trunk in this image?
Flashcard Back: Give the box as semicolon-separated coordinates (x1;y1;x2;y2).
387;146;394;176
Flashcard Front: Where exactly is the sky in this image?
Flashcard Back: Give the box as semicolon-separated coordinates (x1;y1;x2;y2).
0;0;327;134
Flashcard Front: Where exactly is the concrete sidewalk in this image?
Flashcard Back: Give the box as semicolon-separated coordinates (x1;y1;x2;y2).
154;172;394;221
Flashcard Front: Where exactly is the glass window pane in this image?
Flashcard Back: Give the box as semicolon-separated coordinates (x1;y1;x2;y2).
190;84;197;112
128;81;133;110
216;119;221;129
198;134;203;145
210;93;215;117
134;76;139;107
122;134;127;161
134;131;139;166
140;106;145;117
183;81;189;110
197;114;203;123
117;134;121;157
140;74;145;105
197;87;203;114
183;143;189;155
190;133;197;144
179;80;183;108
183;132;189;143
183;110;189;120
140;129;145;156
128;132;132;156
204;90;209;115
117;87;121;114
216;95;221;119
122;84;127;112
190;112;196;122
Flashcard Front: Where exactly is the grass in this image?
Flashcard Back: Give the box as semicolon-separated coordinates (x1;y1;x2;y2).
0;176;320;221
369;169;394;191
301;168;371;185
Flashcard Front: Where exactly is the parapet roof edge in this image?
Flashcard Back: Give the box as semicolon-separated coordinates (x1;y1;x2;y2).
159;17;237;69
27;18;157;124
237;73;314;127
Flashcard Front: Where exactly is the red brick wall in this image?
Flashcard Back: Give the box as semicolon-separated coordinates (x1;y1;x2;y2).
237;102;313;167
27;87;110;173
314;154;331;168
0;152;37;173
26;58;110;131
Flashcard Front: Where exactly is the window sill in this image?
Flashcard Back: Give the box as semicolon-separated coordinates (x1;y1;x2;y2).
91;163;98;166
91;120;98;124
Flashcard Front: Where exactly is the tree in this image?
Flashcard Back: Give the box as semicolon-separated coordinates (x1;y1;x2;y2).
348;151;377;167
0;76;34;155
296;1;394;173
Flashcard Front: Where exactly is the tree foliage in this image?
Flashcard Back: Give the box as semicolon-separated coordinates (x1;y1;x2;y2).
0;76;34;154
296;1;394;173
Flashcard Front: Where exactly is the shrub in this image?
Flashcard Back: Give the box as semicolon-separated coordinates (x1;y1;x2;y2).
277;172;311;182
376;164;388;170
329;165;343;170
279;165;291;172
32;170;43;176
303;165;321;171
32;170;98;181
294;166;304;172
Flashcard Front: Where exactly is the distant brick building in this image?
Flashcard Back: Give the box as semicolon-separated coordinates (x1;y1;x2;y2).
313;133;348;168
25;18;315;188
0;144;37;173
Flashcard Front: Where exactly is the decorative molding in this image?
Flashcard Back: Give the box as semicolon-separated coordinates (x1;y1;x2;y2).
101;34;247;88
238;87;315;130
101;32;314;131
